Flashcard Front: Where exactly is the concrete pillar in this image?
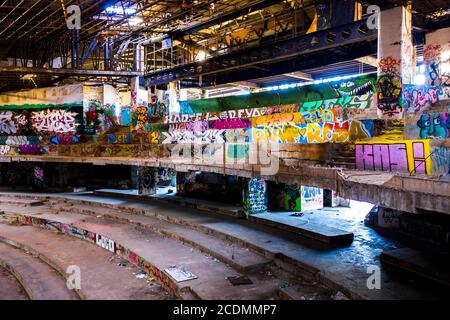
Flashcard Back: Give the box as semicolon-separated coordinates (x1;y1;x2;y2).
377;6;414;119
176;171;196;196
130;76;139;108
243;178;267;215
169;81;180;113
424;27;450;86
136;166;157;196
33;165;45;190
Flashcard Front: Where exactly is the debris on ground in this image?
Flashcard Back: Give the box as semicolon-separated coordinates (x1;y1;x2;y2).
227;275;253;286
165;266;197;282
135;272;147;279
332;291;350;300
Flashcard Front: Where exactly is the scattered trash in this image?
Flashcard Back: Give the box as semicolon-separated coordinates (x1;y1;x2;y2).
165;266;197;283
290;212;304;217
332;291;349;300
227;275;253;286
281;282;289;288
135;272;147;279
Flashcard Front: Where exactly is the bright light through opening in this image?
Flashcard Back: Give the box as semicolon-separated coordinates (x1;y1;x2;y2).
106;6;137;15
128;17;143;26
414;74;426;85
196;51;207;61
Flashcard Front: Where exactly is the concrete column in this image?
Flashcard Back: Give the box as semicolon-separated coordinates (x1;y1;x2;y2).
136;166;157;196
424;27;450;86
243;178;267;215
377;6;414;119
33;165;45;190
169;81;180;113
130;76;139;108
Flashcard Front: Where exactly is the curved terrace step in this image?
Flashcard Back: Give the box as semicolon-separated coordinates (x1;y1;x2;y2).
0;209;282;300
0;241;79;300
0;265;29;300
0;223;171;300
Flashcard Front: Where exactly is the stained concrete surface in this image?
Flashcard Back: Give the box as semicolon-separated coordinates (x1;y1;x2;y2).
0;223;172;300
1;191;449;300
0;266;29;300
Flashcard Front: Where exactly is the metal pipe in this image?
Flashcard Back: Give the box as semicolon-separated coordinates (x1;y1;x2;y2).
15;0;76;40
0;0;45;37
0;0;26;25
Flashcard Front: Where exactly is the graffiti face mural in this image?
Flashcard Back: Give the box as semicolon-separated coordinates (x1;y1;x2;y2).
332;78;375;96
416;113;449;139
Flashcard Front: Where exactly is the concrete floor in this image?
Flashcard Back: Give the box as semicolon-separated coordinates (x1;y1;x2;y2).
1;191;449;300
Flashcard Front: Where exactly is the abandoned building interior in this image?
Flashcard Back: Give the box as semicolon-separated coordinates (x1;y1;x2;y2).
0;0;449;302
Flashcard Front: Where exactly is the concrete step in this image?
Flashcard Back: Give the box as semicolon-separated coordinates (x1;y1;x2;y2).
248;214;354;245
0;223;172;300
0;241;79;300
380;248;450;287
0;266;29;300
0;197;44;207
54;202;270;272
2;210;281;300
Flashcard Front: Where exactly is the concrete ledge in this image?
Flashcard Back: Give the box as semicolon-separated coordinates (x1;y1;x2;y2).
380;248;450;287
248;214;354;245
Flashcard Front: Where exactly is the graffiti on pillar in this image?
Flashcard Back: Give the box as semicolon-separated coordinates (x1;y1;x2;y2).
31;109;79;134
285;183;301;212
402;85;444;112
131;106;151;132
33;166;44;189
138;167;157;195
301;186;324;211
377;57;403;117
149;95;169;117
424;44;450;87
355;140;432;175
416;113;449;139
243;178;267;215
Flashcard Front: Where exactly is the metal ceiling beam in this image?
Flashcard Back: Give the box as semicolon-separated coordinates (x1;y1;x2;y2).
0;66;142;77
143;17;377;86
168;0;286;39
209;39;377;85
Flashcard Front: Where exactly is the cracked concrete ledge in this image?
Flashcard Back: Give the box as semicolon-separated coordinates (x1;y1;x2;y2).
0;237;85;300
1;155;448;214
